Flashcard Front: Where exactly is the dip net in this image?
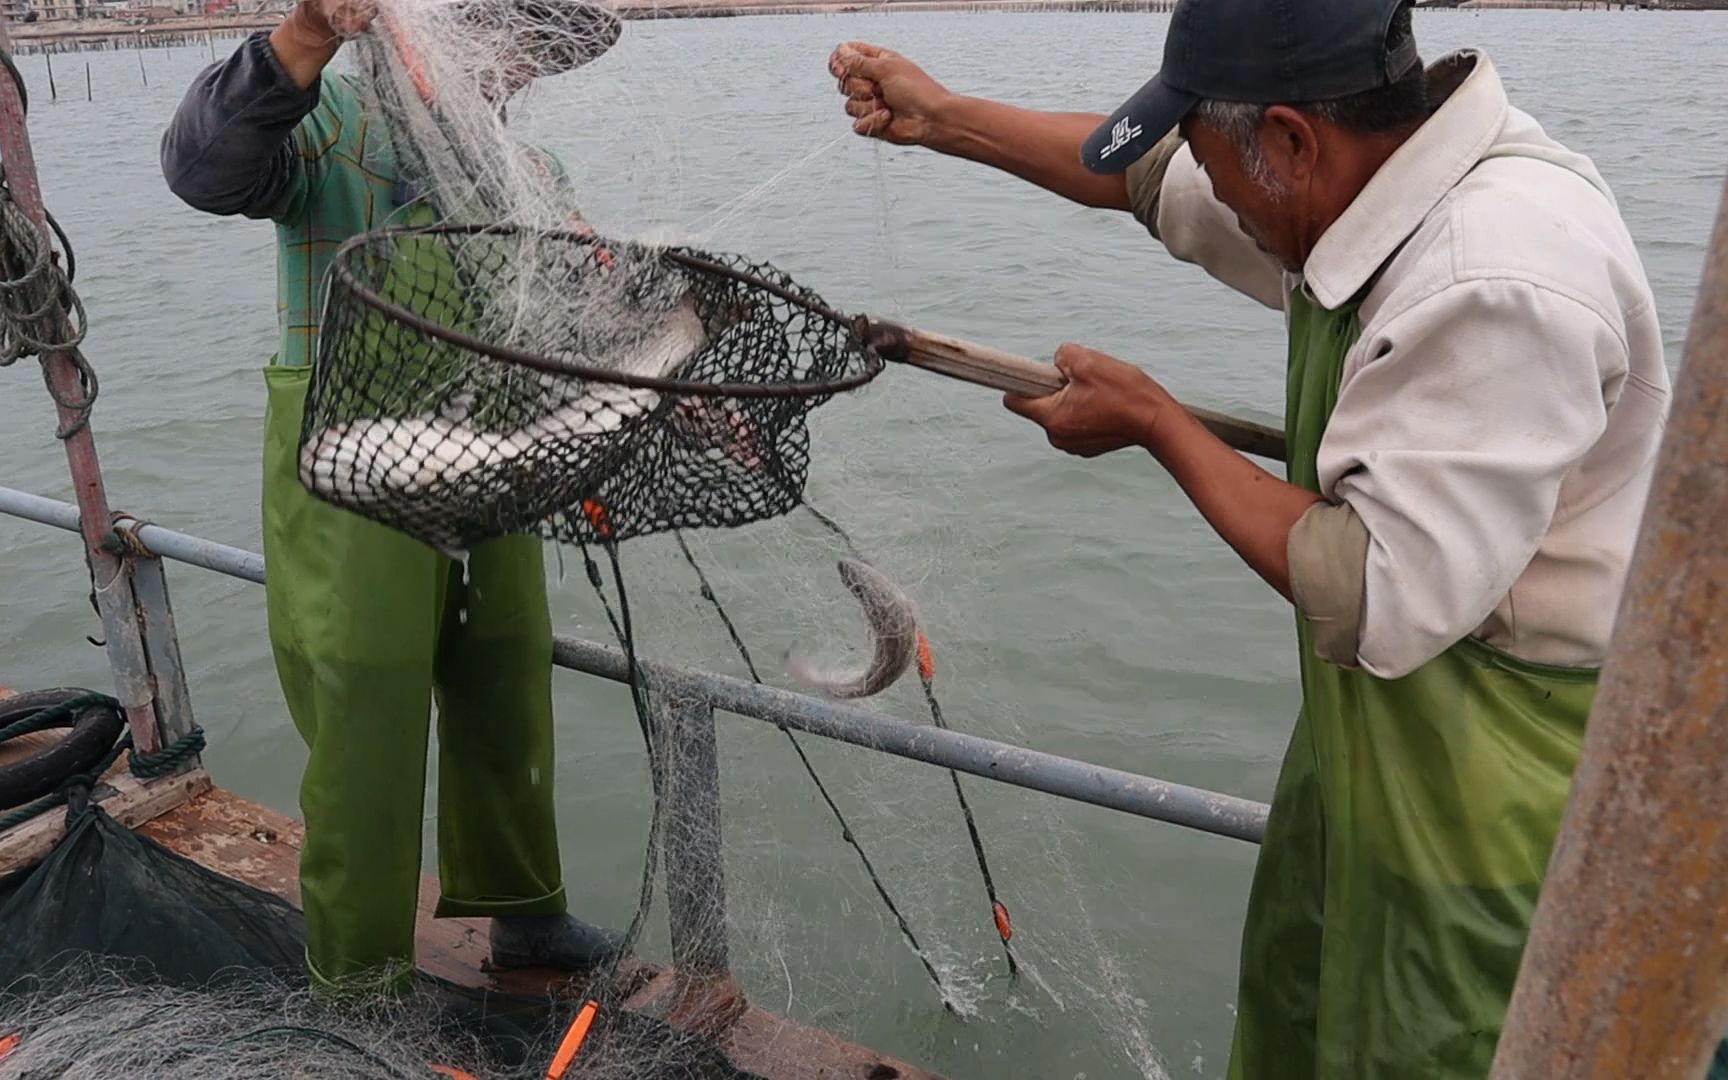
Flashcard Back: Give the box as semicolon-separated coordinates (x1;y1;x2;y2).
303;225;880;553
298;0;883;555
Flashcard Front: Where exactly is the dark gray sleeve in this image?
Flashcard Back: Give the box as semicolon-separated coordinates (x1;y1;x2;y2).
159;30;321;218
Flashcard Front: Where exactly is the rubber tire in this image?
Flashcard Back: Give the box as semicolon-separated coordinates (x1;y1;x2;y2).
0;688;125;812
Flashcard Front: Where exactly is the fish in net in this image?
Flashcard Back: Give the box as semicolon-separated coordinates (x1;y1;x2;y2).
300;224;881;554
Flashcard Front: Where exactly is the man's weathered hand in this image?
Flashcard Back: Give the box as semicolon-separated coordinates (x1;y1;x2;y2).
304;0;378;39
828;41;951;146
1003;344;1168;457
272;0;377;87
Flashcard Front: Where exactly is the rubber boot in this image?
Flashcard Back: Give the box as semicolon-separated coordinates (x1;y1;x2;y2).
489;913;625;971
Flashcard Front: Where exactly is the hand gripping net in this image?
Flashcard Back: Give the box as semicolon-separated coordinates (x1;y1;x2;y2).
299;224;882;552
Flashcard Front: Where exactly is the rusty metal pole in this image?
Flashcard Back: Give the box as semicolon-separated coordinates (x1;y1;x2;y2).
0;16;162;755
1491;172;1728;1079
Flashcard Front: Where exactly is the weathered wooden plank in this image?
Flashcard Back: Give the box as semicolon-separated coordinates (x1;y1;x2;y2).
135;781;303;901
724;1004;938;1080
0;766;212;877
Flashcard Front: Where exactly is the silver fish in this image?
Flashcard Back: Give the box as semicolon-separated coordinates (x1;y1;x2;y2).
299;292;711;502
787;557;919;699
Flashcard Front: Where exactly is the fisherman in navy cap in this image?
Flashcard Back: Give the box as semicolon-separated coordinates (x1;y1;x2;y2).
833;2;1669;1075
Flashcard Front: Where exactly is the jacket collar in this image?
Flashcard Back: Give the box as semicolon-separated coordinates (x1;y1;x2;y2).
1301;51;1508;310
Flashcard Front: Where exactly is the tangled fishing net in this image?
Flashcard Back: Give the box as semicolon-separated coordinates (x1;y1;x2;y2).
0;968;758;1080
0;802;760;1079
283;0;1051;1045
299;0;882;554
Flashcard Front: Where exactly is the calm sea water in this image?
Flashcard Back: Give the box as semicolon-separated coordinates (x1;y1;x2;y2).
2;10;1724;1078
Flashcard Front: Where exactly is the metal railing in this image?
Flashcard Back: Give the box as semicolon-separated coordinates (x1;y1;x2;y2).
0;481;1271;991
0;484;1271;845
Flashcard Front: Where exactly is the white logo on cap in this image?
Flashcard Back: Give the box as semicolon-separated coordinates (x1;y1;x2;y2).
1098;117;1144;160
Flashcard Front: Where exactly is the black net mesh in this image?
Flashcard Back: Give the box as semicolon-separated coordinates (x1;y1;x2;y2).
300;225;881;552
0;802;765;1079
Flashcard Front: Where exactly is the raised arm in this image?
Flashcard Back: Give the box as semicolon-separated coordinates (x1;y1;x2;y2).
828;42;1284;307
160;0;374;219
829;42;1128;211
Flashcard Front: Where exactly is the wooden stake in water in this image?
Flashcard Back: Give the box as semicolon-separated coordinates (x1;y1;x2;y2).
43;52;54;101
137;47;147;87
84;61;91;102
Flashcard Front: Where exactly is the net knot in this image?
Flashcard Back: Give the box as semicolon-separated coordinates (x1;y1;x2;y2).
56;770;94;821
105;513;158;560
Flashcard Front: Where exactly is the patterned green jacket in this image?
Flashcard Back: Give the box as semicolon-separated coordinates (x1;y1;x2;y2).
160;31;567;370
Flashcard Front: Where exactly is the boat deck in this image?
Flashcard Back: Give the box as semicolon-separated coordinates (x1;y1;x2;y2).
0;684;937;1080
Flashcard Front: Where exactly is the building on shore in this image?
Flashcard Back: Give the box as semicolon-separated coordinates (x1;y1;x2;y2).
34;0;88;21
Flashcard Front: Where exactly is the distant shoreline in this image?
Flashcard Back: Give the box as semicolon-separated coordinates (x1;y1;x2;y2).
4;0;1722;55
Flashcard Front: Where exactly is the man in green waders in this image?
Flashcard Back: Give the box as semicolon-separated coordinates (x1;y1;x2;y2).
832;0;1670;1074
160;0;627;990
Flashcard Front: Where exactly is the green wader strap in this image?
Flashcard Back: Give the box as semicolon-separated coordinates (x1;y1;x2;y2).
1226;284;1599;1080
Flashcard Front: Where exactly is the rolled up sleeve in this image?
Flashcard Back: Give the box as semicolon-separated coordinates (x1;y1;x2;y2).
1125;137;1285;311
1312;278;1620;678
1288;500;1371;667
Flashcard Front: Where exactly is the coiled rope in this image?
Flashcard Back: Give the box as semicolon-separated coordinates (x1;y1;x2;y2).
0;691;206;835
0;43;99;438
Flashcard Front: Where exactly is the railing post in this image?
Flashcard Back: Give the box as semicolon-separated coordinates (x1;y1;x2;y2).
125;553;197;751
0;16;186;759
656;692;730;978
1490;173;1728;1078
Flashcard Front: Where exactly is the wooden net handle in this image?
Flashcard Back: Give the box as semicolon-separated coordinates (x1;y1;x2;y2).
863;319;1287;462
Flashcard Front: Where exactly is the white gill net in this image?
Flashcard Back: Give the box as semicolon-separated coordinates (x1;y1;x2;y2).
162;3;1193;1077
354;0;1188;1071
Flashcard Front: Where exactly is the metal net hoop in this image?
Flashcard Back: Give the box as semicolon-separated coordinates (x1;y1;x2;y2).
322;222;883;398
299;223;885;552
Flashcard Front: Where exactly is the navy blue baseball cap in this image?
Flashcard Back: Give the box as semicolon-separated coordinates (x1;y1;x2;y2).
1082;0;1420;174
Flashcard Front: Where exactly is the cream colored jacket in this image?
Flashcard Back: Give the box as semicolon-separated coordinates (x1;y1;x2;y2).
1125;50;1670;679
